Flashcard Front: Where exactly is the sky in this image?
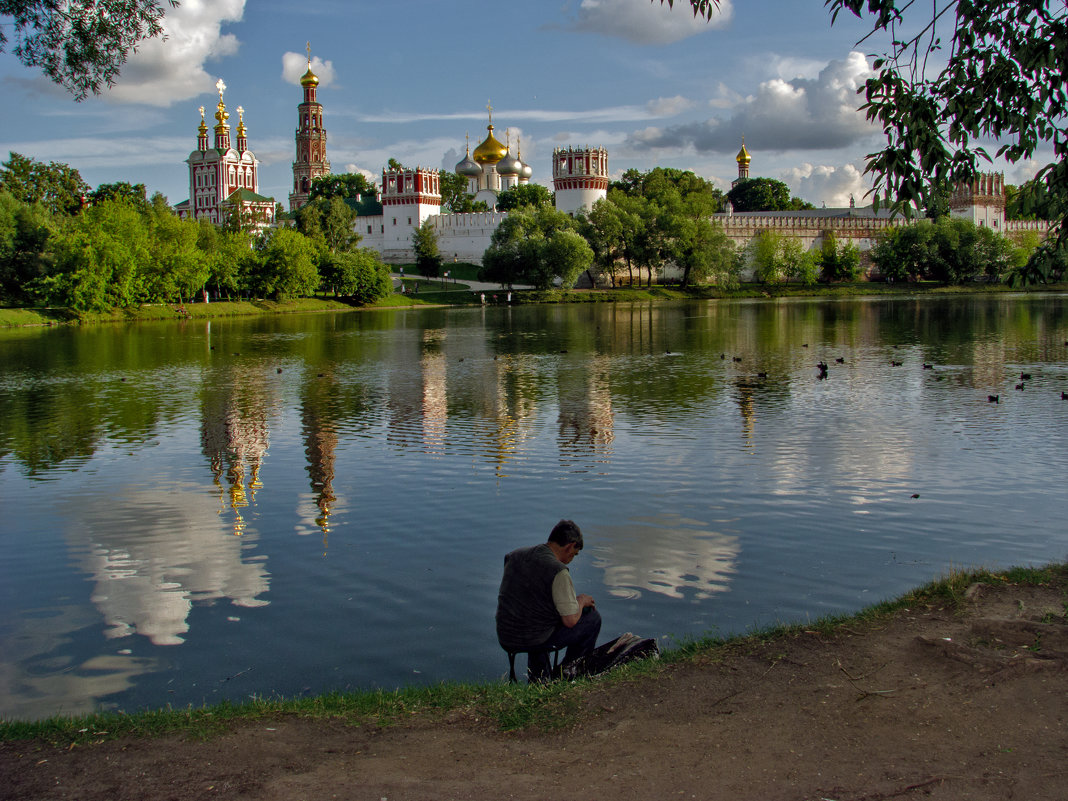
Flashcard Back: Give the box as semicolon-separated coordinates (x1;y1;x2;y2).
0;0;1046;210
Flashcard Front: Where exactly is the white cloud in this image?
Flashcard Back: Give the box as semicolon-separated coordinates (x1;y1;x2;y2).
627;51;878;153
281;53;337;88
646;95;694;116
781;162;871;208
560;0;732;44
103;0;246;106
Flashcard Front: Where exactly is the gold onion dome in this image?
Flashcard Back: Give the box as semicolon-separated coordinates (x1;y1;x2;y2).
473;125;508;165
301;65;319;88
736;141;751;165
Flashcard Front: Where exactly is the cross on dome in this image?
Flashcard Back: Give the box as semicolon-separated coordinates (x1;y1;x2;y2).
216;78;226;101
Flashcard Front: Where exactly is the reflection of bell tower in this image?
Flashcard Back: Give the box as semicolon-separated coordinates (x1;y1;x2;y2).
557;355;614;461
301;375;339;545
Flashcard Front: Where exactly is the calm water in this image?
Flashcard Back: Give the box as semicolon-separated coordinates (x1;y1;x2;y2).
1;296;1066;720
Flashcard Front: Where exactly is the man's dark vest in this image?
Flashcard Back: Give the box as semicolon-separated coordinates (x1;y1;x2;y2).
496;544;567;650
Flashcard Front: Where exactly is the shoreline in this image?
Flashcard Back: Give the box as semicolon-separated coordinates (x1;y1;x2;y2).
3;561;1066;801
3;281;1067;329
1;561;1062;736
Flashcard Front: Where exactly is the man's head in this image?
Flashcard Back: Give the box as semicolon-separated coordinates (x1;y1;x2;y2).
548;519;583;564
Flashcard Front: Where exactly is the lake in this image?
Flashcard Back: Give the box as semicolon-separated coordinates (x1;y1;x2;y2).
1;295;1066;720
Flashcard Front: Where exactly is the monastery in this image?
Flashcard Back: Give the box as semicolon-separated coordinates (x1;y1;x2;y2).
176;55;1048;274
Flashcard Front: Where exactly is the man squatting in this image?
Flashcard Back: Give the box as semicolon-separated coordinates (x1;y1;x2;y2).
495;519;602;681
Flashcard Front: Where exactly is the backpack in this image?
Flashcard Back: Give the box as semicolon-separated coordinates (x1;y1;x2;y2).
562;632;659;680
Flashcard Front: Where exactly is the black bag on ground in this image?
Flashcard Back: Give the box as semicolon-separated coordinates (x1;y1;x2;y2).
562;632;659;680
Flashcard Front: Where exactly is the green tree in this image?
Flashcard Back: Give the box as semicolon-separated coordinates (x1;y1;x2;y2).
0;0;174;99
411;219;443;277
481;206;587;289
309;173;376;201
727;178;794;212
145;205;207;302
295;197;359;253
1;152;89;216
496;183;554;211
817;231;861;283
439;170;484;213
0;190;54;301
88;181;148;210
37;199;152;310
748;230;787;285
253;228;319;301
319;248;391;303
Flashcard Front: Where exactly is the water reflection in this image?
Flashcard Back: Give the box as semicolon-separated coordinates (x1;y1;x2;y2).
1;296;1066;719
593;514;739;600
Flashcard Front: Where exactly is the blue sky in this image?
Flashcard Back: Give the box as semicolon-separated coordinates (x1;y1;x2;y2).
0;0;1043;209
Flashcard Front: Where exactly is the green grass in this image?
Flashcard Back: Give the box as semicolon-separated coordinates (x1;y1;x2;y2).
3;562;1064;745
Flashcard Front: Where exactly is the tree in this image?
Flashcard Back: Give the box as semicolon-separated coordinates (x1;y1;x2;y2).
254;228;319;301
1;153;89;216
411;220;443;277
496;183;554;211
817;231;861;283
386;158;404;171
439;170;483;213
727;178;793;212
37;199;152;310
0;189;54;301
87;181;148;210
0;0;176;100
319;249;392;303
295;197;359;253
308;173;376;201
481;206;588;289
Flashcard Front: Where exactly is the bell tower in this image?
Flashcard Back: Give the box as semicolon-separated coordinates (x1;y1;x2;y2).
290;43;331;212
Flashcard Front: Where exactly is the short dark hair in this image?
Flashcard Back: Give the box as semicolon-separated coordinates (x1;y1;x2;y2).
548;519;583;549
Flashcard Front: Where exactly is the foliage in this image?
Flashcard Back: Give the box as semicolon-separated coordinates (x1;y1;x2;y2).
871;217;1015;283
0;189;54;301
496;183;554;211
308;173;376;201
143;202;207;302
253;228;320;301
1;152;90;216
35;199;154;311
411;219;443;277
295;197;359;253
481;206;591;289
817;231;862;283
0;0;175;99
747;231;819;286
727;177;813;212
579;180;737;288
439;170;476;213
319;248;392;304
88;181;148;210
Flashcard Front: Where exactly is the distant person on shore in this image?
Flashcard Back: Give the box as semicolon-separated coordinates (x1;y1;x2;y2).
495;519;601;682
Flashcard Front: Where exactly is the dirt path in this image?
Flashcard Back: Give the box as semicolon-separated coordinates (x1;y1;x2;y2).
3;578;1067;801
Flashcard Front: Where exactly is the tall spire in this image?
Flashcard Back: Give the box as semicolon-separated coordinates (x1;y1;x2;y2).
214;78;231;151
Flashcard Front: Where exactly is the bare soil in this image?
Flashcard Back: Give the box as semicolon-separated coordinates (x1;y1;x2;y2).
3;579;1067;801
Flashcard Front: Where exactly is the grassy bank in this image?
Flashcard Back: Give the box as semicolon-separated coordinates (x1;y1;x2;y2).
3;562;1064;745
3;281;1066;328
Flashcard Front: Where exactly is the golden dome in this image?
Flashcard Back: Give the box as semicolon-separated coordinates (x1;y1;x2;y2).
473;125;508;165
736;141;751;165
300;66;319;88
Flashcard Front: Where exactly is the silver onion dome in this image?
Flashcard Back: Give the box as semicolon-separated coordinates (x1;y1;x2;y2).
496;149;522;176
455;152;481;177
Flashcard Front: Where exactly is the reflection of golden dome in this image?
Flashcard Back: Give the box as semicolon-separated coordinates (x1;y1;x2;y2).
736;141;751;165
301;66;319;88
473;125;508;165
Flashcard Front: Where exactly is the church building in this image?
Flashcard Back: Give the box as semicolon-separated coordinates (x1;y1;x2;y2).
175;79;275;228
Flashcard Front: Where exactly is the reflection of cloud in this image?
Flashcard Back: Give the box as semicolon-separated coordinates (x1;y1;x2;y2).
592;514;739;600
67;488;270;646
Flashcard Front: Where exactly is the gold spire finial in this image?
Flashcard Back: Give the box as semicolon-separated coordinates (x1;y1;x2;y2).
487;99;493;127
306;41;312;65
216;78;226;102
236;105;246;136
214;78;229;128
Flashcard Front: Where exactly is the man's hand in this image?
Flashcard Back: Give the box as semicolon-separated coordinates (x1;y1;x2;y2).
577;593;596;608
